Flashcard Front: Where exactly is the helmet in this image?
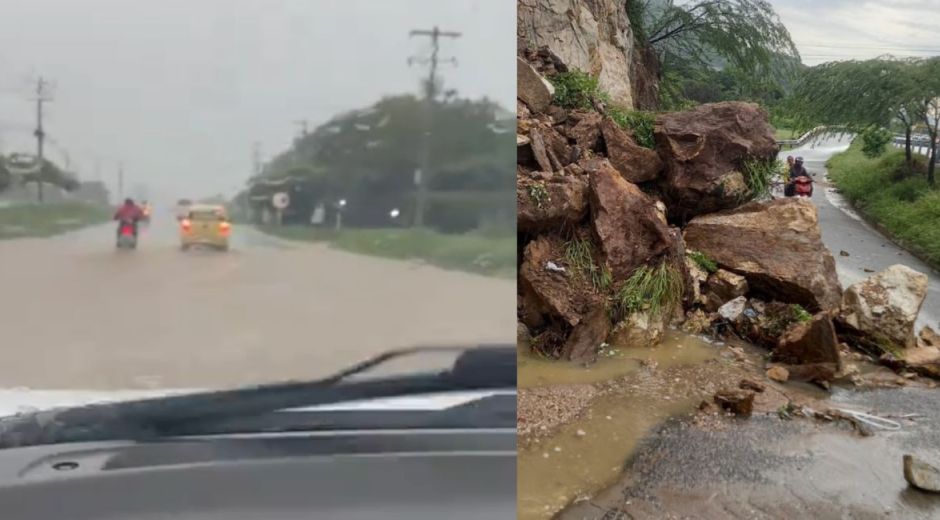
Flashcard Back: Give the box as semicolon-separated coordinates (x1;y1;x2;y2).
795;157;804;164
124;198;134;205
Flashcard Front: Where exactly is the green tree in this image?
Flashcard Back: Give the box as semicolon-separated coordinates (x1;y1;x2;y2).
629;0;800;109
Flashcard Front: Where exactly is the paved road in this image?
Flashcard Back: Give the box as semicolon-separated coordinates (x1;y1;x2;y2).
781;134;939;332
0;209;515;390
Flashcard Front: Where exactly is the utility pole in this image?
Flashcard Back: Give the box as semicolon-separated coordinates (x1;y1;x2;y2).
252;142;262;176
117;162;124;200
32;76;53;203
408;26;460;228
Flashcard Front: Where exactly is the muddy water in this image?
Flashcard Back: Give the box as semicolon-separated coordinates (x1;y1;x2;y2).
517;331;721;520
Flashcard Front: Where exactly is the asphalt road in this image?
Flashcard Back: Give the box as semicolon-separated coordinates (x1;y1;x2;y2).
0;208;515;390
781;134;939;332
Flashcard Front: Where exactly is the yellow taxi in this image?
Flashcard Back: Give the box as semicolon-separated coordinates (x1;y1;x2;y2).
179;204;231;251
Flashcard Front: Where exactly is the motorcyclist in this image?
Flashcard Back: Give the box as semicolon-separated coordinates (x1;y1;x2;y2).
788;157;813;197
113;198;144;237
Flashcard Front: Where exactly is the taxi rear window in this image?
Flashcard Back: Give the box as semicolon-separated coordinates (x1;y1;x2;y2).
189;210;226;221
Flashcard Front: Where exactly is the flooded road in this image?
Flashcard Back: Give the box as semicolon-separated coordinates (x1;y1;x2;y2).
0;210;515;390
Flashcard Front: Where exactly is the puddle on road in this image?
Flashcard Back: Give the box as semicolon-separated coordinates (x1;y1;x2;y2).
518;329;718;389
517;331;719;520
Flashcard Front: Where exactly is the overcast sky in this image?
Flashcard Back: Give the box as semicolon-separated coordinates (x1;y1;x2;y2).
0;0;514;202
772;0;940;66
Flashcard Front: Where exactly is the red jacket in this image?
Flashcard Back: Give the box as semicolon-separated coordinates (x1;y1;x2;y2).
114;204;143;222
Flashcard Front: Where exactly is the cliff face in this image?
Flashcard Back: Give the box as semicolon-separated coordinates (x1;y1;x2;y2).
517;0;638;108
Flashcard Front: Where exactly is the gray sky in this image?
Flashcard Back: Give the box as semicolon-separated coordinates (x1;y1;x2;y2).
0;0;515;202
772;0;940;65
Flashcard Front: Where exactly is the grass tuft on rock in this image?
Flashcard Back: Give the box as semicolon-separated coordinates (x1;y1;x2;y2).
790;304;812;323
687;250;718;273
613;262;684;320
564;238;612;291
608;107;656;149
742;157;782;201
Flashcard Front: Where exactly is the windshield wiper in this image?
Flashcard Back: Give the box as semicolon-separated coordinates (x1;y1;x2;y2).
0;345;515;449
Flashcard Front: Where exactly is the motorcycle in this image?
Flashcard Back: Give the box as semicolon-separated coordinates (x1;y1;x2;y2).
116;219;138;249
793;176;813;197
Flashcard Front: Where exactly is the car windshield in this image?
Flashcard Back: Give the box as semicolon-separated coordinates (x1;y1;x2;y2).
0;0;514;424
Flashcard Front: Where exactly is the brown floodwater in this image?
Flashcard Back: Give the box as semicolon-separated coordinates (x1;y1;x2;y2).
517;330;721;520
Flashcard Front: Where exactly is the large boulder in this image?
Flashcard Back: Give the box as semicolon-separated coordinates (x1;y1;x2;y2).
838;264;928;351
517;174;589;233
683;198;842;312
518;0;637;107
600;117;663;183
655;102;777;220
567;111;604;152
517;57;555;113
519;236;599;328
587;159;673;280
772;313;842;380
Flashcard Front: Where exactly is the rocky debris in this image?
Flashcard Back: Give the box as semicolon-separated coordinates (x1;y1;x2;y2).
609;311;666;349
766;365;790;382
704;269;749;312
773;363;838;384
920;326;940;348
739;379;765;393
840;250;850;257
519;236;599;328
772;313;842;380
561;306;610;362
681;309;713;335
713;388;755;417
517;322;532;345
517;383;597;439
684;199;843;312
599;117;662;183
887;327;940;379
524;125;573;172
587;160;673;280
655;102;778;220
838;264;929;351
685;255;710;307
567;111;604;151
904;455;940;493
717;296;747;323
517;57;555;113
517;174;589;233
518;0;637;107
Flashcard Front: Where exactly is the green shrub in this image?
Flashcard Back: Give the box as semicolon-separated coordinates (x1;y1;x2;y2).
549;71;602;110
608;108;656;149
742;158;782;200
859;126;893;158
790;304;812;323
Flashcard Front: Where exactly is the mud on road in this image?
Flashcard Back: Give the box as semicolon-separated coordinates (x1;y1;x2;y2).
0;219;515;389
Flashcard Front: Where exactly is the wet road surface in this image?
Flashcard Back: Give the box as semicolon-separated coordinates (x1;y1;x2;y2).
786;134;939;331
0;210;515;390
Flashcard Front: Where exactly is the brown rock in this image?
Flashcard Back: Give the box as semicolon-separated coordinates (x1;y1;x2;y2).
920;326;940;348
766;365;790;382
838;264;928;350
587;160;673;280
528;127;555;172
561;306;610;363
739;379;766;393
681;309;713;335
713;388;755;417
704;269;749;312
600;117;663;183
517;175;589;233
904;455;940;493
609;311;666;349
773;313;842;370
517;57;554;113
655;102;778;220
683;198;843;312
519;236;598;327
775;363;838;384
567;111;604;151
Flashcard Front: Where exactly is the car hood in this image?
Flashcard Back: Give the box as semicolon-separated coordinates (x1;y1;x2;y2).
0;388;515;418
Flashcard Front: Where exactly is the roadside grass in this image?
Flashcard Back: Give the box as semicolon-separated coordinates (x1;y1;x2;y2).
257;225;516;278
774;126;797;141
0;202;111;239
827;141;940;269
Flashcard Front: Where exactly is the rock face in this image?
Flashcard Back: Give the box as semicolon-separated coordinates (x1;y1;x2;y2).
517;174;589;233
519;236;598;328
588;160;673;280
655;102;778;220
718;296;747;323
517;57;555;113
517;0;636;107
600;118;663;183
684;198;843;312
704;269;749;312
838;264;928;350
772;313;842;380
